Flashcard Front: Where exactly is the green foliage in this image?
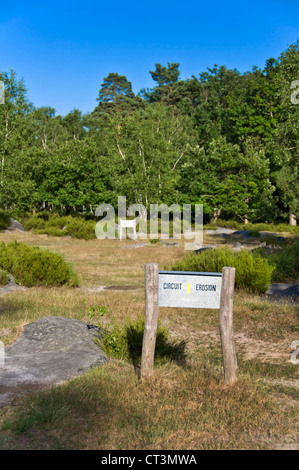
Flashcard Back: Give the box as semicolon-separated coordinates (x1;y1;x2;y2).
274;41;299;219
94;72;142;117
106;102;197;209
0;241;78;287
93;313;187;366
88;305;110;321
149;238;160;244
0;269;9;286
24;215;46;231
140;62;180;105
0;43;298;225
24;214;96;239
0;211;11;230
180;136;274;222
64;218;96;240
170;248;274;294
256;239;299;281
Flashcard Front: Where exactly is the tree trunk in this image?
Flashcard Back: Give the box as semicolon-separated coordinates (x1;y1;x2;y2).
289;214;297;226
211;209;221;223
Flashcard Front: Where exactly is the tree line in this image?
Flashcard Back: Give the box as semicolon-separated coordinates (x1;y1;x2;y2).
0;40;298;224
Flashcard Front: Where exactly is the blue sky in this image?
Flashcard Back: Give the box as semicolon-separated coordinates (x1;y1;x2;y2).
1;0;298;116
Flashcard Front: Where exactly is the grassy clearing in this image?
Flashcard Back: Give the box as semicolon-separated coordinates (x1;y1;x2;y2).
0;360;297;450
0;231;298;450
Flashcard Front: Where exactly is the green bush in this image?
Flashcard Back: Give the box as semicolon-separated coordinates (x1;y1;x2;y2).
0;211;11;230
34;227;65;237
95;314;187;366
65;218;96;239
256;239;299;282
24;214;96;239
46;214;73;229
24;216;46;231
170;247;274;294
0;241;78;287
0;269;9;286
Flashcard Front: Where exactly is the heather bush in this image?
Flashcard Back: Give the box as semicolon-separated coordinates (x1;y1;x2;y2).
0;241;78;287
64;218;96;239
24;214;96;239
0;269;9;286
170;247;274;294
256;238;299;282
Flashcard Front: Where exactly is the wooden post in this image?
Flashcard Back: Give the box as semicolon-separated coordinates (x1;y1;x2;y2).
219;267;237;385
140;263;159;379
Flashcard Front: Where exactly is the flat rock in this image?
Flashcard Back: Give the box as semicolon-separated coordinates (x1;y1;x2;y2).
0;274;26;295
266;283;299;301
215;227;235;234
193;245;217;254
5;218;24;232
0;316;107;406
259;232;285;243
232;242;245;252
161;240;180;247
121;243;149;249
230;230;252;238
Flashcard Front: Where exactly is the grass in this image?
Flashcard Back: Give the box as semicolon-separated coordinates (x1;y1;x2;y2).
0;230;298;450
0;364;287;449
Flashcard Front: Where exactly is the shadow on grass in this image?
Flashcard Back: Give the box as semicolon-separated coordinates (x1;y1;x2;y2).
100;316;188;375
125;321;188;373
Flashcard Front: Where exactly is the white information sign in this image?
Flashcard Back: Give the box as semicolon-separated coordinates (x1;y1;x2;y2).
158;270;222;309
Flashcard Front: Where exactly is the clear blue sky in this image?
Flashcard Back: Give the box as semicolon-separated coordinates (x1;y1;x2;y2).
1;0;298;116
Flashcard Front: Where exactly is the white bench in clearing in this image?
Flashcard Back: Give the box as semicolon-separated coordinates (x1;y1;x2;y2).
118;219;137;240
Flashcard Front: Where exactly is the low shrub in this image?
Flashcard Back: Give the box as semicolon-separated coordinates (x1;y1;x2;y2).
0;241;78;287
24;216;46;231
256;238;299;282
0;269;9;286
34;227;65;237
24;214;96;239
170;247;274;294
0;211;11;230
45;214;72;230
93;312;187;366
65;218;96;240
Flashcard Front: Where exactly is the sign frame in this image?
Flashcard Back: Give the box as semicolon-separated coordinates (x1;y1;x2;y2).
140;264;238;386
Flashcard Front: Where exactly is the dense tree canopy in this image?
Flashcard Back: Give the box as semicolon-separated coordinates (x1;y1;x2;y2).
0;41;298;223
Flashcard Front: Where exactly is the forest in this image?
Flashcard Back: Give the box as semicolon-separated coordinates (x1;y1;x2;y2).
0;40;298;225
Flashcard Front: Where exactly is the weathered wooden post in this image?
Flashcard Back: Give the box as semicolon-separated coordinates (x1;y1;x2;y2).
140;263;159;379
219;267;238;385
